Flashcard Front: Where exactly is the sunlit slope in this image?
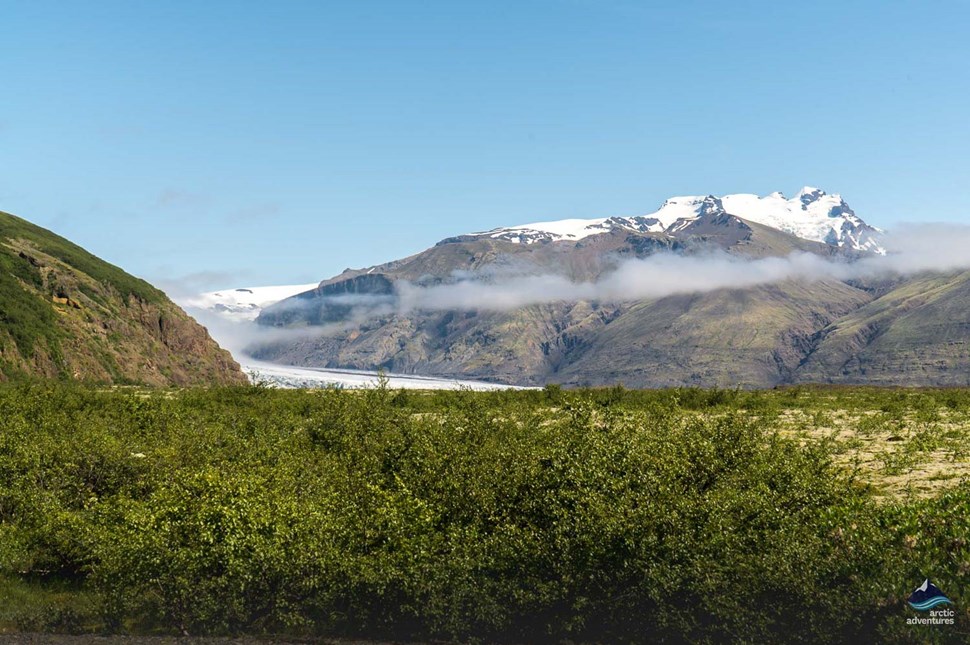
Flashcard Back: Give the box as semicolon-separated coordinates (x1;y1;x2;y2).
552;280;874;388
0;209;246;385
795;271;970;385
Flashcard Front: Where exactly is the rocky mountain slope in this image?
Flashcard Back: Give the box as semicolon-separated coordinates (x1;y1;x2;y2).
221;188;969;388
0;209;247;385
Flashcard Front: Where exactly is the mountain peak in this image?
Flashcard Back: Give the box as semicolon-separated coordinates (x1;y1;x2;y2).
795;186;850;207
698;195;724;215
462;188;883;253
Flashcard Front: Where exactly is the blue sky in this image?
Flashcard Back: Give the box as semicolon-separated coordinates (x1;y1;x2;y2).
2;0;969;290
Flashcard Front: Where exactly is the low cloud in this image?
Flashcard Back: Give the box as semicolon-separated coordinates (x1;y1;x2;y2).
394;224;970;312
396;252;843;311
184;304;360;359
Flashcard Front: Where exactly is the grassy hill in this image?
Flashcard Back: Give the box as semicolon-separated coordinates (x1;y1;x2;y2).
0;209;246;385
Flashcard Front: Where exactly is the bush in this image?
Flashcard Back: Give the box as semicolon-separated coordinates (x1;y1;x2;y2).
0;382;967;642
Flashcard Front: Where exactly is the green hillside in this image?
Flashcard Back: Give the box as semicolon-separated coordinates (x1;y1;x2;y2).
0;209;245;385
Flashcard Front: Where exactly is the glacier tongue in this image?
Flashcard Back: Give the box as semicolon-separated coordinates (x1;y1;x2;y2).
466;188;884;253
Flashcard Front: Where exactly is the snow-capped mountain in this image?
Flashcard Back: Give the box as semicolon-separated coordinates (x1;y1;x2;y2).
182;283;319;322
468;187;884;253
187;186;970;390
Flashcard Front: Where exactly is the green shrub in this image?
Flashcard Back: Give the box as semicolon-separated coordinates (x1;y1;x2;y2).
0;382;967;642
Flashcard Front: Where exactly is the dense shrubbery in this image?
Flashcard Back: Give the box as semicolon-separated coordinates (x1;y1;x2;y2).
0;381;968;642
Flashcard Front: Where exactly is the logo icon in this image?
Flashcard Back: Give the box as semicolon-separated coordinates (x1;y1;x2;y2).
908;579;953;611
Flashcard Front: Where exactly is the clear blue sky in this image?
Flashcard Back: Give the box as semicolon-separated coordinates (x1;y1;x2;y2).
2;0;969;291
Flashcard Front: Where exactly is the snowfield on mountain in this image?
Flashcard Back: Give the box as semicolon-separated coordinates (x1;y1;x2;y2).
464;187;884;253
